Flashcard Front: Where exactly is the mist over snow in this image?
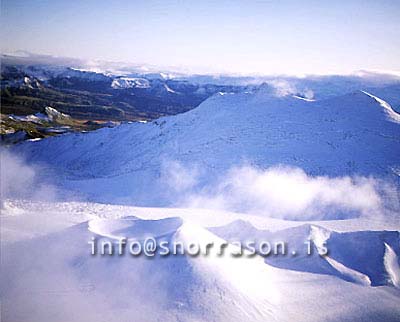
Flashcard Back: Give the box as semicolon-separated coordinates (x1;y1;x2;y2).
2;149;397;220
160;159;201;193
0;149;58;204
166;163;396;220
1;221;181;322
267;79;315;99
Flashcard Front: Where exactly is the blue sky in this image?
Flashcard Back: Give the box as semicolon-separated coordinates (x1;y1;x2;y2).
1;0;399;75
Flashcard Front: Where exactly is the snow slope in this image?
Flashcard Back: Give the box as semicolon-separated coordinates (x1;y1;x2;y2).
12;88;400;214
210;219;400;287
1;200;400;322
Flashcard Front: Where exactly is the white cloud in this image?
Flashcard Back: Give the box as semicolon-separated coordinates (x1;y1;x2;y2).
269;80;298;97
160;160;200;193
267;80;314;99
161;161;394;220
0;149;57;203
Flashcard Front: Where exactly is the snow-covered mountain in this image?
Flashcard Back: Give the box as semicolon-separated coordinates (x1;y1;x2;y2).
13;86;400;215
111;77;151;89
1;61;248;126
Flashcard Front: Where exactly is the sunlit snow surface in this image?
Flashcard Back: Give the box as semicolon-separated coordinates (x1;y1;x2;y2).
2;87;400;321
1;200;400;322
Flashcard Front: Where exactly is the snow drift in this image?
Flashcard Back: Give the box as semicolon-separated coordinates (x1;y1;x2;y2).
2;213;400;322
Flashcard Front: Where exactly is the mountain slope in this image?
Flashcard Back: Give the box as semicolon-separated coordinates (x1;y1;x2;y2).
12;88;400;210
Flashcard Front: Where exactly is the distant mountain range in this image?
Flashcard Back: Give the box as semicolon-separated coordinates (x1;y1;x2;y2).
2;53;400;144
1;58;243;120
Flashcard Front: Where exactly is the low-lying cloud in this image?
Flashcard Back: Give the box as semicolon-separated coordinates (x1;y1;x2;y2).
268;80;314;99
1;148;396;221
0;149;57;204
161;162;396;220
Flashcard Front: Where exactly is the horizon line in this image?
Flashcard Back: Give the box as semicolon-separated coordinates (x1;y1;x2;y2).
2;49;400;79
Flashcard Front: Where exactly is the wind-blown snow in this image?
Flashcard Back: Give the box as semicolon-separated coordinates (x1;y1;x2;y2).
384;243;400;288
362;91;400;123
